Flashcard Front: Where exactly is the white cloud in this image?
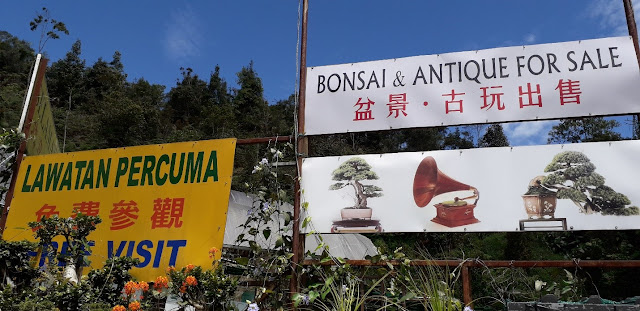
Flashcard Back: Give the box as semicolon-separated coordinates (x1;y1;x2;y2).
523;33;536;44
586;0;640;36
164;5;203;62
503;120;558;146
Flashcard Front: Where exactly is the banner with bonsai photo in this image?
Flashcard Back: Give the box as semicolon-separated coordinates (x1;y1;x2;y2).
301;140;640;233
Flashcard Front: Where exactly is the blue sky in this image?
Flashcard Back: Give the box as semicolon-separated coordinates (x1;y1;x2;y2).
1;0;638;145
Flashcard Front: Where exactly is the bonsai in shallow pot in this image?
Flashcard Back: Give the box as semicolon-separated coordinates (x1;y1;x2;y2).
329;157;383;220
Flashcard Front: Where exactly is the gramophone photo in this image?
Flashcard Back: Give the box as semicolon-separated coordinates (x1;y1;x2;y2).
413;156;480;228
300;140;640;234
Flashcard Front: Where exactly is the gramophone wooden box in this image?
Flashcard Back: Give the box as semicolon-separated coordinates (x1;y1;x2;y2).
413;156;480;228
432;202;479;227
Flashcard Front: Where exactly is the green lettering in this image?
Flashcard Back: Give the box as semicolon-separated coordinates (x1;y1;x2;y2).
156;154;169;186
81;160;94;190
203;151;218;182
59;162;73;191
45;163;63;191
31;164;45;192
114;157;129;187
140;155;156;186
128;156;142;187
169;153;185;185
74;161;87;190
97;159;111;188
184;152;204;183
21;165;32;192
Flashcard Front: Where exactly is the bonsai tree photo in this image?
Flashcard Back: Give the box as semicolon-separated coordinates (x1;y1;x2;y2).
329;157;383;219
542;151;639;215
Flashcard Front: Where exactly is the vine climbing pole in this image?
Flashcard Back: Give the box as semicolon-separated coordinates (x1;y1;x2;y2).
291;0;309;302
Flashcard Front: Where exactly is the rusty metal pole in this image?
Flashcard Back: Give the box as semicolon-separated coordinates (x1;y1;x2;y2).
623;0;640;138
291;0;309;301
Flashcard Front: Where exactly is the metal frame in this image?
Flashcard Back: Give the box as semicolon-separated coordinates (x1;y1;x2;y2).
290;0;640;307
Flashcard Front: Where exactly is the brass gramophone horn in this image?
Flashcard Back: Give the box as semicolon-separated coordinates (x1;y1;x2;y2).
413;156;477;207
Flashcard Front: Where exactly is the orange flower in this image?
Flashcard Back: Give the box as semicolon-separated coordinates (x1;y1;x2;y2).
166;266;176;273
112;306;126;311
185;275;198;286
154;276;169;291
208;247;219;258
180;283;187;293
124;281;139;296
138;281;149;292
128;300;141;311
185;264;195;272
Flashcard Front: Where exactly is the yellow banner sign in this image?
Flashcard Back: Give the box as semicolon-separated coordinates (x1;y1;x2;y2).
3;139;236;281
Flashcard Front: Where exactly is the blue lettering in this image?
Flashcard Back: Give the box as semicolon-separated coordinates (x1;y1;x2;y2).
136;240;153;268
153;240;164;268
125;241;135;257
167;240;187;267
107;240;128;258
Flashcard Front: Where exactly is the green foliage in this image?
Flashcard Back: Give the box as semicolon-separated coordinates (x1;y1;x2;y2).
234;61;269;136
296;255;393;311
39;267;93;310
86;256;140;306
398;262;463;311
236;145;295;310
0;31;35;128
329;157;383;209
543;269;583;302
30;7;69;53
28;213;102;280
478;124;509;147
543;151;637;214
0;129;24;204
166;264;238;311
443;127;475;149
547;117;622;144
0;240;39;290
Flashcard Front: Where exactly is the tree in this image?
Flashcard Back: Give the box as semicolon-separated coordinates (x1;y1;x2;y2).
233;61;268;136
29;7;69;53
267;93;295;136
47;40;86;109
0;31;35;128
547;117;622;144
542;151;638;215
478;124;509;147
329;157;383;209
443;127;474;149
199;66;236;139
166;67;210;130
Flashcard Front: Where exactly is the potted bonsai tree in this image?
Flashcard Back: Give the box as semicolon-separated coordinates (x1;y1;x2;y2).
329;157;383;220
542;151;639;215
522;176;558;219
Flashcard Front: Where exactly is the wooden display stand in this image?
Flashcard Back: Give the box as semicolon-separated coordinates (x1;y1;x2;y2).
331;219;382;233
519;218;567;231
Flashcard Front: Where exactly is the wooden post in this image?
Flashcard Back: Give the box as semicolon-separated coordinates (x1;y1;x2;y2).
623;0;640;139
462;264;472;307
291;0;309;302
624;0;640;68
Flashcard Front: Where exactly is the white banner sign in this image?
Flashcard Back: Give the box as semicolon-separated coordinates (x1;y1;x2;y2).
305;36;640;135
301;140;640;233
